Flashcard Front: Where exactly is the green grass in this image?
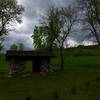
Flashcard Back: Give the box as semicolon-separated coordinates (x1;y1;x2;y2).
0;55;100;100
0;55;9;71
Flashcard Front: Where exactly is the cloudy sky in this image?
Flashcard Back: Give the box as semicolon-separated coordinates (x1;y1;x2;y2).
2;0;89;51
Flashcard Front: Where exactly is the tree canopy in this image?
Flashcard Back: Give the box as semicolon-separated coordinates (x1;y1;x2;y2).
77;0;100;45
0;0;24;36
32;5;77;70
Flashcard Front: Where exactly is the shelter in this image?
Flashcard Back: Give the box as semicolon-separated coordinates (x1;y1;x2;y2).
6;50;54;73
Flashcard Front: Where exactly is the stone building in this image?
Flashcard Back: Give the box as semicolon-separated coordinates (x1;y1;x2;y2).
6;51;55;74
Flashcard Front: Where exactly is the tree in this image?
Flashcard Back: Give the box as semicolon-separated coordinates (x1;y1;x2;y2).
19;43;24;51
54;6;77;70
10;43;18;50
32;7;61;51
32;26;48;51
0;0;24;36
0;37;4;52
77;0;100;46
10;43;25;51
33;5;77;70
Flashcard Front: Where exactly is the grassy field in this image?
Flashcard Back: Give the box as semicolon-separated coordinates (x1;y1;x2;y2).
0;55;100;100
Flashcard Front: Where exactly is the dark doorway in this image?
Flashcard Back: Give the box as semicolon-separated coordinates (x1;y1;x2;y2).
32;59;41;72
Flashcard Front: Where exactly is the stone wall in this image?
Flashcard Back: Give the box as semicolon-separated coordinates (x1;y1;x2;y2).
40;60;53;73
9;60;26;75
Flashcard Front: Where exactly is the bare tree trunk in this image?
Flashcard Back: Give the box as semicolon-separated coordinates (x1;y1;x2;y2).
91;24;100;46
59;47;64;71
95;33;100;46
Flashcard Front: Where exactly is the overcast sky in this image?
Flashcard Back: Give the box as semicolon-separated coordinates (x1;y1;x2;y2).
2;0;90;51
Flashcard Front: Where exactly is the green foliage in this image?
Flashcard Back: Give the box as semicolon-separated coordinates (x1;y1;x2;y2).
33;5;77;50
0;0;24;36
46;6;61;48
32;26;48;51
19;43;24;51
32;5;77;70
32;7;63;51
10;44;18;50
10;43;25;51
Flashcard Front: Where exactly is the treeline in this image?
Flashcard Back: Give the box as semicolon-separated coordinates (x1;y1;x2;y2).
53;45;100;57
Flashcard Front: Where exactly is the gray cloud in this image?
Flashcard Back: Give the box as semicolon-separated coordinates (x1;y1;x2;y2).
3;0;81;51
16;0;73;35
3;32;33;51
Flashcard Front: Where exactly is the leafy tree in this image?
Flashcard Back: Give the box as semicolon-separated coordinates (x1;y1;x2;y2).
10;44;18;50
32;7;61;51
32;26;48;51
77;0;100;46
32;5;77;70
54;6;77;70
19;43;24;51
0;0;24;36
10;43;25;51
